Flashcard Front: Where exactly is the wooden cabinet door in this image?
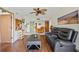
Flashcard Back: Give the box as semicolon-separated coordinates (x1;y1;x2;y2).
0;14;12;43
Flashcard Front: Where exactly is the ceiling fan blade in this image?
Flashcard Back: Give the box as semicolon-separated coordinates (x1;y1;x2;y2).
30;12;36;14
41;12;45;15
41;9;47;11
33;8;37;11
36;13;39;16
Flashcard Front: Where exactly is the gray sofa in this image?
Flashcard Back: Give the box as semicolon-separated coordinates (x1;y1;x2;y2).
45;27;78;52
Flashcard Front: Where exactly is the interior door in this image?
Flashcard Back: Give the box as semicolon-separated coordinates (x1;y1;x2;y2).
0;21;1;42
0;14;12;43
45;21;49;32
0;19;1;51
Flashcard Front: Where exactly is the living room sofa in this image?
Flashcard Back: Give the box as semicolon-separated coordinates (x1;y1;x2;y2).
45;27;78;52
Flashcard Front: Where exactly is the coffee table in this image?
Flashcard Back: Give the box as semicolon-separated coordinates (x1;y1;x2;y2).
27;34;41;50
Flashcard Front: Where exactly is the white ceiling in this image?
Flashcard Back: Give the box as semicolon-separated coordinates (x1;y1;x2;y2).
4;7;79;17
3;7;79;24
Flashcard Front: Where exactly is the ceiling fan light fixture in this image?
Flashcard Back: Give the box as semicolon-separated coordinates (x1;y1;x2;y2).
30;8;47;16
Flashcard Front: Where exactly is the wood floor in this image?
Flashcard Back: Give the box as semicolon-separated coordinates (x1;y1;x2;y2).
0;35;53;52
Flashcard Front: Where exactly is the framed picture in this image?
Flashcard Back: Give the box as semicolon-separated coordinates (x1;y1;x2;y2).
58;10;79;25
16;19;22;30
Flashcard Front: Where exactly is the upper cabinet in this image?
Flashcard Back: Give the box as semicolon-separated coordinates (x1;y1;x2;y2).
58;10;79;25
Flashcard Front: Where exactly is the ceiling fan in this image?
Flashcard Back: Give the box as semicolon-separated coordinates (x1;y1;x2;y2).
30;8;47;16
